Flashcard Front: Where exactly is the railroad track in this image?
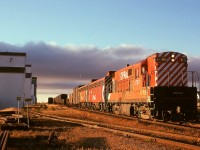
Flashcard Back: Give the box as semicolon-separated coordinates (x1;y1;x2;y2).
72;107;200;131
33;112;200;150
0;131;9;150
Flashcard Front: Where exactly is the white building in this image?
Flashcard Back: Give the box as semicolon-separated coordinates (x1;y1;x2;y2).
0;52;36;109
24;65;32;101
31;77;37;104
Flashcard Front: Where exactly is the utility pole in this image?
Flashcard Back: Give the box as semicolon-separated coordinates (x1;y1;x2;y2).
16;97;21;123
25;98;32;128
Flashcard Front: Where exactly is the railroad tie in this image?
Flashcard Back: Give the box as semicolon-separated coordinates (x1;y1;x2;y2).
48;129;56;145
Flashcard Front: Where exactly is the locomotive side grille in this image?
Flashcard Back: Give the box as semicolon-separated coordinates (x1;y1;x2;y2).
105;75;113;102
156;52;187;86
105;75;112;91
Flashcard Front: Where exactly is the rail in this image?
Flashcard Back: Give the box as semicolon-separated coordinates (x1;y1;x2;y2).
48;129;56;144
0;131;9;150
72;107;200;130
34;112;200;149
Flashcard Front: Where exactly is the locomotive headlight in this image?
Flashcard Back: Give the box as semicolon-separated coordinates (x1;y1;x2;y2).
171;54;175;62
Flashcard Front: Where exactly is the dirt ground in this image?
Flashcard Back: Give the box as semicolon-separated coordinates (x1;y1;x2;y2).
5;104;190;150
7;119;183;150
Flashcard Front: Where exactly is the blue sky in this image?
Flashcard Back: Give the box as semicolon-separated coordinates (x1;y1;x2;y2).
0;0;200;101
1;0;200;54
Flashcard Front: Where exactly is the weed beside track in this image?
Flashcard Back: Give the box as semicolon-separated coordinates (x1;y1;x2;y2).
3;104;200;149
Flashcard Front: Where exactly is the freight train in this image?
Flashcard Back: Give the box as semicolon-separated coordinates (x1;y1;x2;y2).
52;51;199;121
49;94;68;105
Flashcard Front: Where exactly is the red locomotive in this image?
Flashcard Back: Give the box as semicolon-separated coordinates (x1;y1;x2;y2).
70;51;199;121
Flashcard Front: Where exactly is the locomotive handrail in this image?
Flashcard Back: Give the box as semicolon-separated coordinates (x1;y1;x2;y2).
145;71;150;100
194;71;200;91
186;71;200;91
194;71;200;92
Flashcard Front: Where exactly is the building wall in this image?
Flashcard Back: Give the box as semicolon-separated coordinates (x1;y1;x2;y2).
0;52;26;67
31;77;37;104
0;73;25;108
0;52;26;109
24;65;32;101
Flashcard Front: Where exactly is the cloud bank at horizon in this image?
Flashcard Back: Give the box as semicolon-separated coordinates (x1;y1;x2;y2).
0;41;199;100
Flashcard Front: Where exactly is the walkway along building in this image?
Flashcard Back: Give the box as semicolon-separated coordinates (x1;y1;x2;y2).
0;52;37;109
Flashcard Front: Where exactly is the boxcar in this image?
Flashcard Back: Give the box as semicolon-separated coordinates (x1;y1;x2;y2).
88;77;105;110
54;94;68;105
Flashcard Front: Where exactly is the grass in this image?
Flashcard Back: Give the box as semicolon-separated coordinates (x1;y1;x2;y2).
5;104;190;150
39;105;200;138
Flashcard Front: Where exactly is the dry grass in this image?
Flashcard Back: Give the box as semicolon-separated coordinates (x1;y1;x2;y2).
6;104;196;149
0;107;18;111
39;105;200;138
8;119;180;150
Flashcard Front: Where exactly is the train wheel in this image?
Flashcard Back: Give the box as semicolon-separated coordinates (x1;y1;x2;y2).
112;104;120;115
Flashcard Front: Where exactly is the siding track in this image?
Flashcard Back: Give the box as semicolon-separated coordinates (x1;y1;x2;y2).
33;112;200;150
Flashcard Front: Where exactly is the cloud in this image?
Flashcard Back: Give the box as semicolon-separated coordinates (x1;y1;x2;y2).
103;44;148;59
0;41;199;101
0;41;149;100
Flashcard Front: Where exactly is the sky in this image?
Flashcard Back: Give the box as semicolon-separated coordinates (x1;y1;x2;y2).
0;0;200;102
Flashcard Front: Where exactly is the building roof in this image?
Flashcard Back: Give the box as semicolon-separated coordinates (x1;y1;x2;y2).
0;52;26;56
